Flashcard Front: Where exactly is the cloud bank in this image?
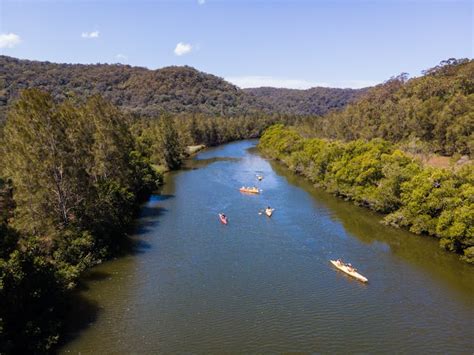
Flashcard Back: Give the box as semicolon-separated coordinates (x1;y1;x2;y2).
174;42;192;56
226;76;378;89
0;33;21;49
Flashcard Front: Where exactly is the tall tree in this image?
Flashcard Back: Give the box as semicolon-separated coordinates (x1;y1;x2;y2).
157;115;185;170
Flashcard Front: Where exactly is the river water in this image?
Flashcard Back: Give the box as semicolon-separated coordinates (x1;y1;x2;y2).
61;140;474;353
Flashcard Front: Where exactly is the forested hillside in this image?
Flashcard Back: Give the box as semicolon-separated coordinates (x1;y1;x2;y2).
298;58;474;156
244;86;365;116
0;56;361;122
0;56;264;119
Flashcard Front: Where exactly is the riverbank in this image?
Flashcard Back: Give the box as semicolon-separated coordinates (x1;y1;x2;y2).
259;125;474;264
186;144;206;155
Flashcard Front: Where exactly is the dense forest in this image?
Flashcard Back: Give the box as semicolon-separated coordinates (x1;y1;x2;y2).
0;56;258;119
259;125;473;264
297;58;474;156
0;90;162;352
0;56;361;122
244;87;365;116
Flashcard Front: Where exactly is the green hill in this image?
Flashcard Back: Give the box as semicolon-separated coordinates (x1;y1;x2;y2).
308;58;474;156
0;56;266;119
244;86;365;116
0;56;362;122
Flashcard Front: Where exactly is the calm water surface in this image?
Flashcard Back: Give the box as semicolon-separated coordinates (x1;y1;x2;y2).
61;140;474;353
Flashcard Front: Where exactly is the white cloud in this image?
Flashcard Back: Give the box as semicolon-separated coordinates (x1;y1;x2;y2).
332;80;379;89
226;76;378;89
197;0;206;4
81;31;100;39
116;54;128;60
0;33;21;49
174;42;192;56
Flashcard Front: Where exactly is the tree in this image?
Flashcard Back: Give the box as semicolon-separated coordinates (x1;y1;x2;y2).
157;115;185;170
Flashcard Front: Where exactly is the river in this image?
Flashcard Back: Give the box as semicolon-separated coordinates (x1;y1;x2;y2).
61;140;474;353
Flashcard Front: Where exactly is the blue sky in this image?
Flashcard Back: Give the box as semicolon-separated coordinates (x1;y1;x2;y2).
0;0;472;88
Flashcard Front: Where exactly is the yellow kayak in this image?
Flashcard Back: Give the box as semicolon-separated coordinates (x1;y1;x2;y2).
239;187;260;194
330;260;368;283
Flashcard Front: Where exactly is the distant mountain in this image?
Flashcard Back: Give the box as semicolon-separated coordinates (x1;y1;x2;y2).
0;56;265;120
244;86;366;116
0;56;363;121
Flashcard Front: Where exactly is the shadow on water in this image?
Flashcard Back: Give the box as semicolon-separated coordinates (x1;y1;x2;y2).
75;270;113;291
58;193;173;349
57;289;101;351
114;237;154;256
149;193;174;202
132;193;173;237
269;158;474;303
133;206;169;236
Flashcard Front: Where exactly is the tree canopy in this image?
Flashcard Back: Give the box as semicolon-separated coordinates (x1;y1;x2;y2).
0;89;161;352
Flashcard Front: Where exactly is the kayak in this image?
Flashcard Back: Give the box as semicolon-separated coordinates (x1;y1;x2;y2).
265;208;274;217
239;187;260;194
330;260;368;283
218;213;228;225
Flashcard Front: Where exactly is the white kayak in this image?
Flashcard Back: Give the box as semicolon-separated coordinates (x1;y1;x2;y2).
330;260;368;283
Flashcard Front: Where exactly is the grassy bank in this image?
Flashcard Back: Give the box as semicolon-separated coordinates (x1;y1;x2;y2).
259;125;473;264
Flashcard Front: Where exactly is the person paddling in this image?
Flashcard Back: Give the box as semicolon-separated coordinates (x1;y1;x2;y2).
218;213;228;225
265;206;274;217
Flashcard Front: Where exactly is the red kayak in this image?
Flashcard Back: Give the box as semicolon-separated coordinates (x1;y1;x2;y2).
218;213;228;225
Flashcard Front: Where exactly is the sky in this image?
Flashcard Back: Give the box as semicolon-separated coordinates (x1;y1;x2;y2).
0;0;472;89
